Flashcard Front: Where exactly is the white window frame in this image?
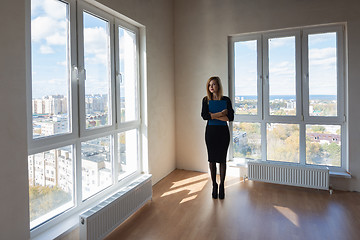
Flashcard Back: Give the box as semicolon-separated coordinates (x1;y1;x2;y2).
229;34;263;123
27;0;78;151
77;1;117;137
27;0;144;237
114;18;142;128
263;30;302;122
229;23;347;172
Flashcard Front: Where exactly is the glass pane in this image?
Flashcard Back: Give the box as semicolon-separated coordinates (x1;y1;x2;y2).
308;33;337;116
83;12;111;129
28;146;73;228
31;0;70;138
118;130;138;180
268;36;296;116
267;123;299;163
306;125;341;167
233;122;261;160
82;136;112;200
234;40;258;115
119;27;138;122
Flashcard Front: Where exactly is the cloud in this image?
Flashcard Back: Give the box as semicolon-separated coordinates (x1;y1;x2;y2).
309;48;336;67
40;45;54;54
309;32;336;46
32;16;67;44
269;36;294;48
270;61;295;76
84;27;109;65
235;40;257;51
32;0;67;20
57;61;67;66
31;0;68;55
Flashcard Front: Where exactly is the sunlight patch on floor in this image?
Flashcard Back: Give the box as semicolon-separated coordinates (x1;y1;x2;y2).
161;179;208;197
225;177;246;189
274;205;300;227
180;195;198;204
170;174;209;189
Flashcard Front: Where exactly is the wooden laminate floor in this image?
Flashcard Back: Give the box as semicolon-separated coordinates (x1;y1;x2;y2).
105;169;360;240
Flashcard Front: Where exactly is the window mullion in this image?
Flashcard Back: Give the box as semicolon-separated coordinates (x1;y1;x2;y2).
299;123;306;165
263;35;270;121
75;139;82;207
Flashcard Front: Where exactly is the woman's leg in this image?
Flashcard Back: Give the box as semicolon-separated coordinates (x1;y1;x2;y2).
209;162;218;198
219;163;226;199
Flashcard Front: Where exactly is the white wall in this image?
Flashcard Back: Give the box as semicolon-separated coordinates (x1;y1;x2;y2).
174;0;360;191
0;1;30;239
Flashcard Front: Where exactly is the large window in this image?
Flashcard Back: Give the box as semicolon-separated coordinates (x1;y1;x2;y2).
28;0;142;230
229;24;346;170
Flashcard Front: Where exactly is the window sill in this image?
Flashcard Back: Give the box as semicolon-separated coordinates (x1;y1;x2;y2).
329;171;351;178
31;215;79;240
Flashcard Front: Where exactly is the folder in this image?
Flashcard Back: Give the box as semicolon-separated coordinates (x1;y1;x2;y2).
208;100;227;126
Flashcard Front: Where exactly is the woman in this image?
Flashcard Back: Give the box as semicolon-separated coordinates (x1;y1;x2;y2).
201;76;234;199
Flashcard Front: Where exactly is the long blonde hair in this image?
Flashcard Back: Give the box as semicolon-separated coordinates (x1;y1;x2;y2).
206;76;223;101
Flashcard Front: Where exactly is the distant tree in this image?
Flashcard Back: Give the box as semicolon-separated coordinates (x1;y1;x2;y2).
323;142;341;160
267;124;299;162
306;138;323;164
29;185;71;222
309;125;326;133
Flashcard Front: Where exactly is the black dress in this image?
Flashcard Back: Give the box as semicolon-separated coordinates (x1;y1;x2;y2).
201;96;234;163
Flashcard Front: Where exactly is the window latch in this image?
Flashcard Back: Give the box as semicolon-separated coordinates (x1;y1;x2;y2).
116;72;123;84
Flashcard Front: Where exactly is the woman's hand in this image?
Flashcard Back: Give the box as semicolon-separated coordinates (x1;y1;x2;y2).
210;109;228;120
221;109;228;116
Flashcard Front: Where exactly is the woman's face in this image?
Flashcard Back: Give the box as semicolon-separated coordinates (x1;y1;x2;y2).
209;80;219;94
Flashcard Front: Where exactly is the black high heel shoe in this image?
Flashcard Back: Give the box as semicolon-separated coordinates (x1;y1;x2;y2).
219;183;225;199
212;183;218;199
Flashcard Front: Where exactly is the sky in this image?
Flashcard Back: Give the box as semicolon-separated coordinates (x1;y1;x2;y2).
31;0;136;100
234;32;337;97
31;0;69;99
32;0;337;100
31;0;130;99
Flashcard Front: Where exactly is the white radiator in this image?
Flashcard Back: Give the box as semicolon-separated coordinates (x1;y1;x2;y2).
79;174;152;240
248;162;329;190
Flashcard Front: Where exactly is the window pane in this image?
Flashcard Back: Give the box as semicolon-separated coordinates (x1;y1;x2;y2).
308;33;337;116
83;12;112;129
82;136;112;200
268;36;296;116
28;146;73;228
267;123;299;163
233;122;261;160
118;129;138;180
234;40;258;115
119;27;138;122
306;125;341;167
31;0;70;138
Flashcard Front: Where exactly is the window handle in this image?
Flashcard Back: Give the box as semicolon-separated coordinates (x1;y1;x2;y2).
116;72;123;84
304;73;309;83
72;66;78;81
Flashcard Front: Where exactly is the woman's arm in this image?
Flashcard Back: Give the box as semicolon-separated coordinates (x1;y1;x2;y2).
226;97;234;122
201;97;211;120
212;108;228;121
202;97;228;120
210;112;224;119
213;116;229;121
